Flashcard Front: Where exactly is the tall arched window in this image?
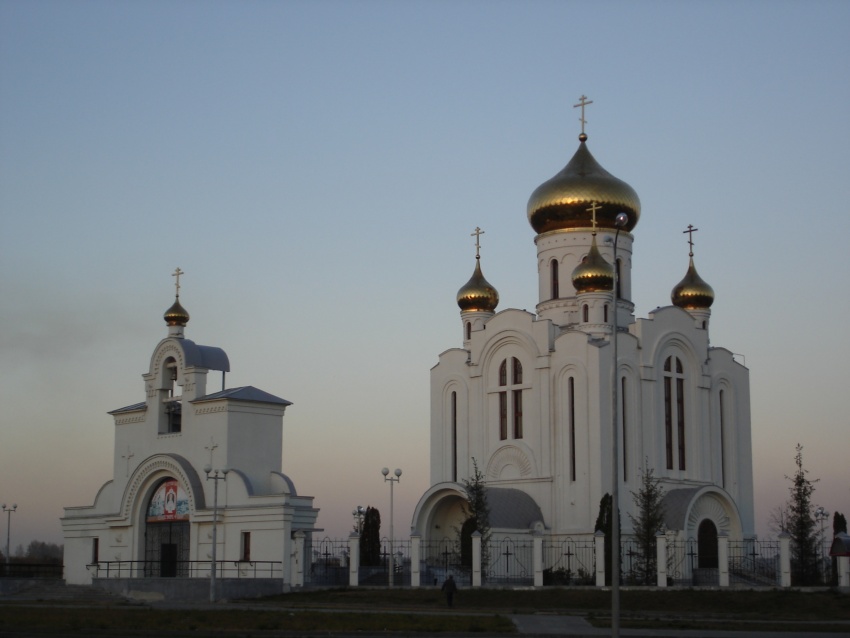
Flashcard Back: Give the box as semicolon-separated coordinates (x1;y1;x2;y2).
498;357;524;440
604;304;609;323
621;376;627;481
582;304;589;323
663;356;686;470
719;389;726;488
451;391;458;482
551;259;559;299
569;376;576;482
465;321;471;341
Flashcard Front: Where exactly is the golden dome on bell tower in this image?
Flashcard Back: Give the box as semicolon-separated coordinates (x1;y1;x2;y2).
671;226;714;309
163;267;190;327
571;232;614;294
457;227;499;313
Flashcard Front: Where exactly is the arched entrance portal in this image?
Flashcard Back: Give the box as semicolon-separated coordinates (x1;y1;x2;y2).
145;479;190;577
697;519;718;569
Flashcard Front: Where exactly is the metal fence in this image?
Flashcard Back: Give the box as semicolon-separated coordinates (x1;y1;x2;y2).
306;537;349;586
419;537;470;587
541;537;595;585
728;539;779;586
667;538;699;586
357;538;411;586
93;560;281;579
484;537;533;586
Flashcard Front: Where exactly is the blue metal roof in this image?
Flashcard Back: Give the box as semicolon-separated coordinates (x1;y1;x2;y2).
192;385;292;406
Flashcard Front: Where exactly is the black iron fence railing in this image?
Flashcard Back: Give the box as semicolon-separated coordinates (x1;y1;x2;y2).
485;537;533;586
541;537;595;585
92;560;282;579
729;539;780;586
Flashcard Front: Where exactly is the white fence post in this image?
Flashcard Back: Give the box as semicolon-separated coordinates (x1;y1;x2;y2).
410;534;421;588
838;555;850;587
595;530;606;587
718;532;729;587
472;531;482;587
348;533;360;587
655;531;667;587
292;531;305;588
779;532;791;587
533;532;543;587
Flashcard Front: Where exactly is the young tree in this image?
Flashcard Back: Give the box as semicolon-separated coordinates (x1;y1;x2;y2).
359;506;382;567
628;462;666;585
459;458;490;568
785;444;820;585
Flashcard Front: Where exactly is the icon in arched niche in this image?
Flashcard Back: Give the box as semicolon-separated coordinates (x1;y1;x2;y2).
147;479;189;522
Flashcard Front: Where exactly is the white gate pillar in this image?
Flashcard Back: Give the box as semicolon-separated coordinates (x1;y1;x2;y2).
595;530;606;587
472;531;482;587
533;532;543;587
410;535;421;588
655;531;667;587
779;532;791;587
348;533;360;587
718;532;729;587
291;531;305;588
837;555;850;587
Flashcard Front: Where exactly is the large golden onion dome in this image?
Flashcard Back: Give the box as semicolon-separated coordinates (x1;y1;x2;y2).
457;259;499;312
671;257;714;309
164;297;190;326
571;233;614;293
528;135;641;234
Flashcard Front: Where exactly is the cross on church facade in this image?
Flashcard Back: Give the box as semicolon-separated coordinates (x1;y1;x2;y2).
172;267;184;297
683;224;699;257
470;226;484;259
573;95;593;134
205;437;218;465
121;446;135;478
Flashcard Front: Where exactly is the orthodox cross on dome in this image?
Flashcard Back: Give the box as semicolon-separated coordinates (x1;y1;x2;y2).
573;94;593;135
172;267;184;297
471;226;485;259
587;201;602;234
683;224;699;257
121;446;135;478
205;437;218;466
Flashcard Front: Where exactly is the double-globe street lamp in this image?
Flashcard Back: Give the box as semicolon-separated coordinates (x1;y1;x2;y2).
381;467;402;587
2;504;16;566
204;465;229;602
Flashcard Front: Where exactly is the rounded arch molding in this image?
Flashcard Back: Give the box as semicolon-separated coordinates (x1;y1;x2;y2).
120;454;206;522
487;444;536;480
685;486;742;541
410;482;468;539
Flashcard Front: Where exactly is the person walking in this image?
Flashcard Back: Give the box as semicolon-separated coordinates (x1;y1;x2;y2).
441;574;458;607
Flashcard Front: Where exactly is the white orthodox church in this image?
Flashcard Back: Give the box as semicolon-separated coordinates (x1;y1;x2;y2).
411;119;755;560
61;277;318;590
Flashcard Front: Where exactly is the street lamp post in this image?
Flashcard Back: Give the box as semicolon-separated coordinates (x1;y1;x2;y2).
610;211;628;638
815;506;830;581
204;465;229;603
381;467;402;587
2;504;17;566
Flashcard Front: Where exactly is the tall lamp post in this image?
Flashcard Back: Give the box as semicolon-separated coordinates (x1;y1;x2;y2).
2;504;17;566
204;465;229;603
610;211;628;638
815;506;830;581
381;467;402;587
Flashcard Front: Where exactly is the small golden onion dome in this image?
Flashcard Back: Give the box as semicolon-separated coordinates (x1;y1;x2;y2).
671;257;714;309
527;137;641;234
571;234;614;293
164;297;190;326
457;259;499;312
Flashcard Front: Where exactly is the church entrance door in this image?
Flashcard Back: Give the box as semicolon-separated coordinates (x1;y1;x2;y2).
145;478;191;577
697;519;719;568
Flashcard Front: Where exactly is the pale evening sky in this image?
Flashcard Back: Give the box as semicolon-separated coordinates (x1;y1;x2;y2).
1;0;848;549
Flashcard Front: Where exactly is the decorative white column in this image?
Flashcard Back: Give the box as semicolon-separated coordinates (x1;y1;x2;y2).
348;532;360;587
838;555;849;587
472;531;482;587
718;532;729;587
595;530;606;587
410;535;421;588
533;532;543;587
655;531;667;587
779;532;791;587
